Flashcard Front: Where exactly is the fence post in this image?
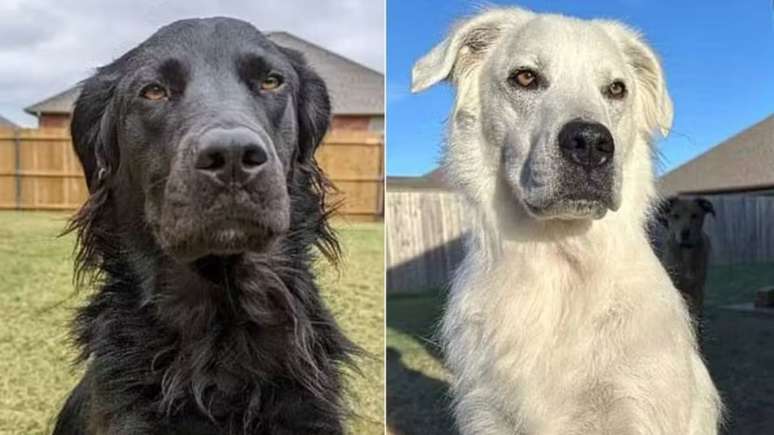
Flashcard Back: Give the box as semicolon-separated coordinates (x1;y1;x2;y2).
13;129;21;210
377;135;384;217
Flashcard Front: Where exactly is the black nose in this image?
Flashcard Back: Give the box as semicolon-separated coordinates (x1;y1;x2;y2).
681;229;691;240
558;120;615;169
194;128;269;185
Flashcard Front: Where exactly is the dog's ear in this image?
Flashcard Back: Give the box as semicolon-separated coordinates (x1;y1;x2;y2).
66;64;123;286
279;46;331;162
696;198;716;217
411;8;534;92
656;196;677;227
596;21;673;137
71;69;121;192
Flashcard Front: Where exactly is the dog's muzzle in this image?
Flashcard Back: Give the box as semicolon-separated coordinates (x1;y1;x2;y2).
550;119;618;218
558;120;614;169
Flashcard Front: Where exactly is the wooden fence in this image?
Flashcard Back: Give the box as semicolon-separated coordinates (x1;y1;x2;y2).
386;190;774;295
386;190;469;294
699;194;774;265
0;128;384;219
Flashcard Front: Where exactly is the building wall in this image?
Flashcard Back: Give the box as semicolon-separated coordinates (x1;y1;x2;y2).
331;115;384;132
331;115;370;131
39;114;70;129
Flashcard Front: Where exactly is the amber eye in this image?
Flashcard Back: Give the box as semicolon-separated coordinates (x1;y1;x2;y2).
510;69;538;88
141;84;169;101
260;74;284;91
606;81;626;99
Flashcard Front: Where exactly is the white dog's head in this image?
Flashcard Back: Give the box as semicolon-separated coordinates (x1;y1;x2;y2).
413;7;672;224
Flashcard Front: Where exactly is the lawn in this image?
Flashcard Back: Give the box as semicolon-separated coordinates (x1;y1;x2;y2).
387;263;774;435
0;211;384;435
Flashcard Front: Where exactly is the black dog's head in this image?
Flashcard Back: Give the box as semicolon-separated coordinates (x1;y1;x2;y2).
70;17;333;267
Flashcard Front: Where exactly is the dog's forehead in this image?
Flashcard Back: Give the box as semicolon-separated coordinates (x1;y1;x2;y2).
141;17;279;59
499;16;624;68
671;200;703;214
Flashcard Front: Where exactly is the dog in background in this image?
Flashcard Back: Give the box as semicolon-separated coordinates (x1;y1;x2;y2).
658;197;715;323
413;6;721;434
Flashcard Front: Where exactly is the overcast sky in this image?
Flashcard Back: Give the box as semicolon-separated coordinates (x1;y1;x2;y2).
0;0;384;126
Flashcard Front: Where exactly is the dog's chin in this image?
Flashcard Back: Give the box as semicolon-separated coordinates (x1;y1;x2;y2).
523;194;618;221
526;200;608;220
160;218;287;263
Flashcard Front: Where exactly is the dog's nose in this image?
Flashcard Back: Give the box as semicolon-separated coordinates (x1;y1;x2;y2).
558;120;615;169
681;229;691;241
195;128;269;185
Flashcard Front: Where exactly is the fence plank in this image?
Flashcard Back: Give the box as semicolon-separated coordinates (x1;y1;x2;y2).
0;127;384;219
386;190;470;294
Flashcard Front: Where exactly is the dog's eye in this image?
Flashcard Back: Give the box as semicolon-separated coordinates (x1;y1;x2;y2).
606;81;627;99
672;214;680;220
140;84;169;101
691;213;698;219
509;69;539;89
260;74;284;91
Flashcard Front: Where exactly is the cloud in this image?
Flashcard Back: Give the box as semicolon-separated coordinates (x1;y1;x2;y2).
0;0;384;126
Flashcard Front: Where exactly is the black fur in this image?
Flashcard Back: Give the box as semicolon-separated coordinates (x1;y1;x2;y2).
54;18;357;435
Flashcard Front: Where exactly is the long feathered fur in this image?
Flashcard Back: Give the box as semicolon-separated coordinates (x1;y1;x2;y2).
55;20;357;435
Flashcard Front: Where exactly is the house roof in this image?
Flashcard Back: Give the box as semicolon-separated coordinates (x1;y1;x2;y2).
25;31;383;117
386;168;450;191
267;32;383;115
658;114;774;196
0;114;18;128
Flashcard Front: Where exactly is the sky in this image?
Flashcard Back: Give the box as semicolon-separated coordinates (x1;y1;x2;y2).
0;0;384;127
387;0;774;176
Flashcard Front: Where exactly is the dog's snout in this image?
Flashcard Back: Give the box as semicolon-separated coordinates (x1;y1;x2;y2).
194;128;269;185
680;229;691;241
558;120;615;169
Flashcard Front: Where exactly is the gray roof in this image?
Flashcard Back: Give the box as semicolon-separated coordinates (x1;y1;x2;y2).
0;114;18;128
268;32;383;115
25;31;383;117
386;168;450;191
658;114;774;196
24;86;80;115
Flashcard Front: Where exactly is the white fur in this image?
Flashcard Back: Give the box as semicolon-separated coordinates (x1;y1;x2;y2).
412;7;721;434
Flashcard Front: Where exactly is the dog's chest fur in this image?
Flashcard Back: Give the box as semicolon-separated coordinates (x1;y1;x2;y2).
442;238;703;434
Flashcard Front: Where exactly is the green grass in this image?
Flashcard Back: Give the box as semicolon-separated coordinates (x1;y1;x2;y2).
387;263;774;435
0;212;384;435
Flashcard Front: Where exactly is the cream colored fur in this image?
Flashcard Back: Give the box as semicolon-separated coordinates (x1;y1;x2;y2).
412;7;721;435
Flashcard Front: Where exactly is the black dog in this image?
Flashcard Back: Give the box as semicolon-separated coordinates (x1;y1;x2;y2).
54;17;357;435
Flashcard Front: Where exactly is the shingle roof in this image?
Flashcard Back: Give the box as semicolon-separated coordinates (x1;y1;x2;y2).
658;115;774;196
386;168;450;191
24;86;80;115
0;114;18;128
24;31;383;117
268;32;383;115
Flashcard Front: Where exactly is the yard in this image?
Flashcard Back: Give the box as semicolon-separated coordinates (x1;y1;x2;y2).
0;212;384;435
387;263;774;435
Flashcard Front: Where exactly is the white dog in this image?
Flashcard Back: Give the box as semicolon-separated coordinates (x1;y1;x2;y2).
412;7;721;435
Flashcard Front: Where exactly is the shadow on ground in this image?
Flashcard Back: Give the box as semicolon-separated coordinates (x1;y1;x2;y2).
386;291;458;435
387;263;774;435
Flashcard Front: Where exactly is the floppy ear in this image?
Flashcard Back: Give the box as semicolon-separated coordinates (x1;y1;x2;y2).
66;65;123;286
279;47;331;162
411;8;534;92
596;21;673;137
71;69;120;192
656;196;677;227
696;198;715;217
